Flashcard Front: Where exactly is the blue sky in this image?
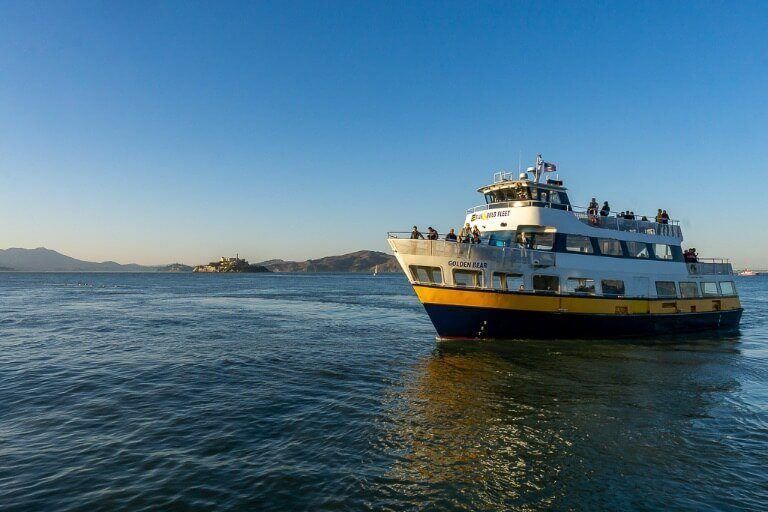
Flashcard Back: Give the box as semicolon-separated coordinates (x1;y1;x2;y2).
1;1;766;266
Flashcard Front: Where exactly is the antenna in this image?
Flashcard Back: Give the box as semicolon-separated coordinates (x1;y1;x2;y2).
518;150;522;174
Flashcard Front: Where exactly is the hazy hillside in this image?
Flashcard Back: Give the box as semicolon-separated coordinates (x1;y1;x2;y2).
258;250;398;273
0;247;184;272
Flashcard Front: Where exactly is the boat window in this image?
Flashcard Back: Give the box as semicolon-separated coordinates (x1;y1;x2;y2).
517;232;554;251
533;275;559;292
453;269;483;288
488;231;516;248
701;281;720;296
409;266;443;285
565;234;594;254
679;282;700;298
601;279;625;296
626;241;650;259
484;193;494;204
492;272;524;291
598;238;624;257
566;277;596;295
653;244;673;260
719;281;736;296
655;281;678;298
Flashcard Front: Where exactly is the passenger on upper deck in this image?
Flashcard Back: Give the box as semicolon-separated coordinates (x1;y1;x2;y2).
661;210;670;224
410;226;424;240
459;223;472;243
427;227;438;240
445;228;458;242
684;248;698;263
471;226;481;244
655;209;663;223
600;201;610;217
588;198;599;215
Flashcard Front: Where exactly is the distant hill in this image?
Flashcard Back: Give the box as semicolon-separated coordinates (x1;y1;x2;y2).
257;250;399;273
0;247;188;272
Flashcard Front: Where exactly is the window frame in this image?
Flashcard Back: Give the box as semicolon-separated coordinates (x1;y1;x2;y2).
453;269;483;288
565;277;596;295
564;234;594;254
492;272;524;292
719;281;736;296
601;279;626;297
409;265;443;285
532;274;559;293
625;241;650;259
597;238;624;257
679;281;700;298
655;281;678;298
701;281;720;297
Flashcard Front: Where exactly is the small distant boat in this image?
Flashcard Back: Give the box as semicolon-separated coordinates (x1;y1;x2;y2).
738;269;757;277
373;265;379;276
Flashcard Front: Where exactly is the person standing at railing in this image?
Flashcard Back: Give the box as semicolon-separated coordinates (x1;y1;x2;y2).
600;201;610;217
445;228;458;242
588;198;599;215
410;226;424;239
661;210;670;224
655;209;663;223
471;225;481;244
459;223;472;243
427;227;438;240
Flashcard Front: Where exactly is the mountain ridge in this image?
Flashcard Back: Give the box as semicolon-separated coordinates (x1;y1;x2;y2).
0;247;398;273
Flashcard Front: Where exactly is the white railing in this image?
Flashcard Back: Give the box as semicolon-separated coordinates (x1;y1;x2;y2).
572;210;682;238
387;237;556;269
686;259;733;276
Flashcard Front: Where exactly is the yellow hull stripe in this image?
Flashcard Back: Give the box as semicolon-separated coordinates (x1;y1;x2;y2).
413;285;742;315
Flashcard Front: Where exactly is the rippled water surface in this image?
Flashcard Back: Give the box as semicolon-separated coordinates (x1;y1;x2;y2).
1;273;767;511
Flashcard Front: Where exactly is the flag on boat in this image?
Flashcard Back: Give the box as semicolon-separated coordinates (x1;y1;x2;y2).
542;161;557;172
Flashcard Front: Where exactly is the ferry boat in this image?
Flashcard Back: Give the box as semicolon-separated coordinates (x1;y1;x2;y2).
388;156;743;339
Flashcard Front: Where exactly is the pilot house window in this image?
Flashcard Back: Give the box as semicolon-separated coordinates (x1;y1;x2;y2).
719;281;736;296
701;282;720;297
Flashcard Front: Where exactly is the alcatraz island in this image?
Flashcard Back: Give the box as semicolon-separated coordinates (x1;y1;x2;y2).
192;255;270;273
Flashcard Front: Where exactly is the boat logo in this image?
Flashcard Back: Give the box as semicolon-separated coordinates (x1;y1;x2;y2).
471;210;510;222
448;260;488;269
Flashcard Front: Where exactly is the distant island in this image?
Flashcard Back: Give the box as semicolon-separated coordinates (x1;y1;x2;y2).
0;247;399;273
256;250;399;273
193;256;270;273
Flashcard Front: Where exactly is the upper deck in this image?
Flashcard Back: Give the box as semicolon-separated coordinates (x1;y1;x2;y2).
470;166;682;239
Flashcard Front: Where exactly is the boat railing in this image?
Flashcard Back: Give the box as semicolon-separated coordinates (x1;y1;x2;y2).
387;235;556;269
467;200;570;214
686;258;733;276
571;207;682;238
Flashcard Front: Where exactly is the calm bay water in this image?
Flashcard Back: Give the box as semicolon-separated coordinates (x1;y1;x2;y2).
1;272;766;511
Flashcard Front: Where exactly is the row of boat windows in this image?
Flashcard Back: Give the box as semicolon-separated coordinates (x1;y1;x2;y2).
409;265;737;298
487;231;683;262
483;187;571;206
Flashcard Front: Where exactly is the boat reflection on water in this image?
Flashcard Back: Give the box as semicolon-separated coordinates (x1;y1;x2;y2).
375;335;751;510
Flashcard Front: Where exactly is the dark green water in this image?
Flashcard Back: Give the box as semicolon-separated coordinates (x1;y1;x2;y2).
0;273;766;511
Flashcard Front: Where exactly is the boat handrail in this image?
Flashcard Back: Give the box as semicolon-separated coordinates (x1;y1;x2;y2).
467;200;571;214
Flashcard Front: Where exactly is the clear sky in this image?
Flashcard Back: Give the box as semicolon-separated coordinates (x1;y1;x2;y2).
1;1;766;267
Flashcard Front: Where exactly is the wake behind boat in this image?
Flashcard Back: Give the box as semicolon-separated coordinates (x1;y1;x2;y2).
388;155;743;339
